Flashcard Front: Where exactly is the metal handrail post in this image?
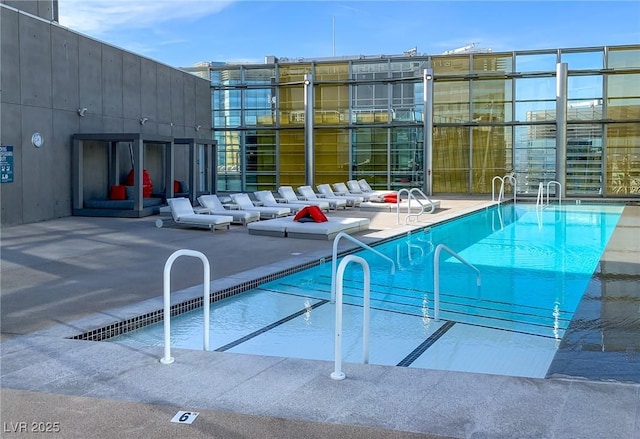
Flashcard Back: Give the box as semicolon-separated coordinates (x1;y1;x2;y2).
160;249;211;364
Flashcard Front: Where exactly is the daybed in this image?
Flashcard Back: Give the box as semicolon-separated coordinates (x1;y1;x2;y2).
81;197;164;218
247;216;370;240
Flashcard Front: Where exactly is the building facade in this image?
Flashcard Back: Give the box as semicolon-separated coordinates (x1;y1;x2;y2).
0;1;213;226
201;45;639;198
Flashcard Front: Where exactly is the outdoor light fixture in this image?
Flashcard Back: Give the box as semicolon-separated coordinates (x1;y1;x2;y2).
195;125;201;132
31;132;44;148
77;107;87;117
139;117;148;125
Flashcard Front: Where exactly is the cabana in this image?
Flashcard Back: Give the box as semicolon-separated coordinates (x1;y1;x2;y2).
72;134;216;218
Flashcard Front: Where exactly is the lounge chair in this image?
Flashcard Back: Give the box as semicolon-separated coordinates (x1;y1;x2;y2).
253;190;308;214
355;178;396;198
229;193;292;219
317;184;363;207
277;186;331;212
297;186;347;210
197;194;260;226
335;181;381;202
158;197;233;231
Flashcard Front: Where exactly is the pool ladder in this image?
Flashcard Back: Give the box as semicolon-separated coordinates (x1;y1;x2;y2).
160;249;211;364
330;233;395;380
492;172;517;204
536;181;562;209
396;188;437;224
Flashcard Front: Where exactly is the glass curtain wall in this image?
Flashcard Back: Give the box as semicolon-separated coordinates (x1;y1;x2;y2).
605;47;640;195
209;45;640;198
314;63;350;184
279;64;310;188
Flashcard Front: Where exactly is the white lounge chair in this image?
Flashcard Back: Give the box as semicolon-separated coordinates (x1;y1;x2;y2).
230;193;291;219
317;184;363;207
158;197;233;231
277;186;331;212
335;181;381;202
253;190;308;214
297;186;347;210
356;178;396;198
197;194;260;226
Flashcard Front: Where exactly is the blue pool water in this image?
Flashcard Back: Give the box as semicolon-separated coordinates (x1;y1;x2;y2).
110;203;624;378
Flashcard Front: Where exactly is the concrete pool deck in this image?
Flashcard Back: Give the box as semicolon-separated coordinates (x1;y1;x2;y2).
1;198;639;438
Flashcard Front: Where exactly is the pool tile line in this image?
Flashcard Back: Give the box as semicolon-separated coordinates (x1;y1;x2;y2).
214;299;330;352
396;321;456;367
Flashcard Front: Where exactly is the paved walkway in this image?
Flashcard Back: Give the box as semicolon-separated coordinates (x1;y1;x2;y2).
1;198;639;438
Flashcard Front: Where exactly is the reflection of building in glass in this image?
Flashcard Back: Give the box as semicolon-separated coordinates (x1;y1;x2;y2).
193;45;640;197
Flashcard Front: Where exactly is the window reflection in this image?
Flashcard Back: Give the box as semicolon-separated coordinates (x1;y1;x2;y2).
515;52;558;72
561;50;604;70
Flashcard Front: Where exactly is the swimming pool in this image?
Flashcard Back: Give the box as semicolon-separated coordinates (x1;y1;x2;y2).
110;203;624;378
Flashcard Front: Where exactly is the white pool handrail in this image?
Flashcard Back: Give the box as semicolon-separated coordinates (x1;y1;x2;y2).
536;182;545;208
433;244;481;321
492;175;505;202
504;172;517;205
160;249;211;364
537;180;562;209
331;254;370;381
546;180;562;206
396;188;410;224
331;232;394;302
492;173;517;204
406;188;436;223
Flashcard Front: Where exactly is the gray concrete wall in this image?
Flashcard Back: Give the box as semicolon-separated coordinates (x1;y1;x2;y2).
0;4;212;226
1;0;57;21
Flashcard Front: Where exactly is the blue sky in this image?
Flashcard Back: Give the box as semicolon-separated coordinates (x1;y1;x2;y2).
58;1;640;68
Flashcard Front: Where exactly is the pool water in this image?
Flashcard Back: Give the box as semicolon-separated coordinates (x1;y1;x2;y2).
110;203;624;378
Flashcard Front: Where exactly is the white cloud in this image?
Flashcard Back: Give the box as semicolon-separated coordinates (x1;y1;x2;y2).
58;0;235;36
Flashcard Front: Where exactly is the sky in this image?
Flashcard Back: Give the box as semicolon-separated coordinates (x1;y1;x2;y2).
57;1;640;68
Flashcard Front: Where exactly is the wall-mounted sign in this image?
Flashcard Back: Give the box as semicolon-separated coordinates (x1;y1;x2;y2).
0;145;14;183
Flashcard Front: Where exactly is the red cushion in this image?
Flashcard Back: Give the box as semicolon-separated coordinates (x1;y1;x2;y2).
293;206;309;221
126;169;153;198
294;205;328;222
109;185;126;200
384;194;398;203
173;180;181;194
307;205;328;222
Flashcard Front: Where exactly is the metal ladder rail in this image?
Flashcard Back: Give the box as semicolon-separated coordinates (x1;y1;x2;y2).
403;190;425;224
546;180;562;206
330;254;370;381
407;188;436;220
433;244;481;321
396;188;410;224
536;182;545;208
160;249;211;364
331;232;395;302
504;172;517;205
396;188;436;224
492;175;505;202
